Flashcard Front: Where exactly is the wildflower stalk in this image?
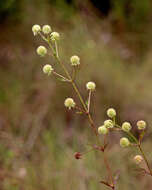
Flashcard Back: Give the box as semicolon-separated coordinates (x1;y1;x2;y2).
47;37;115;189
87;90;92;113
34;30;115;189
50;41;98;136
115;123;152;176
32;24;152;189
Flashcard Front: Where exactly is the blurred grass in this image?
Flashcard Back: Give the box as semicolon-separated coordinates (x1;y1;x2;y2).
0;0;152;189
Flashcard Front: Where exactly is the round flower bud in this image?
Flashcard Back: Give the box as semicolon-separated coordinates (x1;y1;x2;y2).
50;32;60;41
107;108;116;118
122;122;132;132
43;64;53;75
86;82;96;91
64;98;76;109
32;24;41;36
98;125;108;135
74;152;82;160
120;137;130;148
104;119;114;128
134;155;143;164
42;25;51;34
70;55;80;66
137;120;146;130
36;46;47;57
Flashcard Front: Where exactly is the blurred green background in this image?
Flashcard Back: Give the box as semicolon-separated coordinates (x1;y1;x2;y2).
0;0;152;189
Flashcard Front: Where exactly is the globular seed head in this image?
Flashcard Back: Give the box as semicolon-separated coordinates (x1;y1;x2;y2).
86;81;96;91
104;119;114;128
36;46;47;57
120;137;130;148
134;155;143;164
137;120;146;130
42;25;51;34
32;24;41;36
70;55;80;66
43;64;53;75
64;98;76;109
98;125;108;135
122;122;132;132
107;108;116;118
50;32;60;41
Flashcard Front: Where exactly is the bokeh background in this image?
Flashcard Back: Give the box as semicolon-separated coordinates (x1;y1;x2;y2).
1;0;152;189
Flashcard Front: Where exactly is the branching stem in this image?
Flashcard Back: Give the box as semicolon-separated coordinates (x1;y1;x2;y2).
115;123;152;176
46;39;115;189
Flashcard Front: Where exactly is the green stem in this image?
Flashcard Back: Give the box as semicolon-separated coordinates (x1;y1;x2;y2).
53;71;70;82
138;144;152;176
115;124;138;143
47;40;114;188
87;90;92;113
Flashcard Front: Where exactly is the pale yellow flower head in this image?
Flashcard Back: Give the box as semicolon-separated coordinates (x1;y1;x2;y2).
32;24;41;36
120;137;130;148
43;64;53;75
64;98;76;109
86;81;96;91
98;125;108;135
42;25;52;34
37;46;47;57
107;108;116;118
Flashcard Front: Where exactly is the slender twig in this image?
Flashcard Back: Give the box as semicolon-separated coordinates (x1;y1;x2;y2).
75;105;86;114
55;41;59;58
72;67;77;81
53;71;70;82
103;135;114;187
104;155;115;189
138;144;152;176
87;90;92;113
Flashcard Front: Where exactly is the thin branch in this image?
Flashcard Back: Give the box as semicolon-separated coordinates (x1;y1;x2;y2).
87;90;92;113
75;105;87;114
72;67;77;81
103;136;114;187
53;71;70;82
55;41;59;58
138;144;152;176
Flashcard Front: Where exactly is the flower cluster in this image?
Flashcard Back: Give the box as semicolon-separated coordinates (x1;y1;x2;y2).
32;23;151;189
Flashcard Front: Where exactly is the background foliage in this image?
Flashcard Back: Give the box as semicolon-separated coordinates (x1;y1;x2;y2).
0;0;152;189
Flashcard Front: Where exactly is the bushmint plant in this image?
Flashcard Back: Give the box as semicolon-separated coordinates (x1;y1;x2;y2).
32;24;152;189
